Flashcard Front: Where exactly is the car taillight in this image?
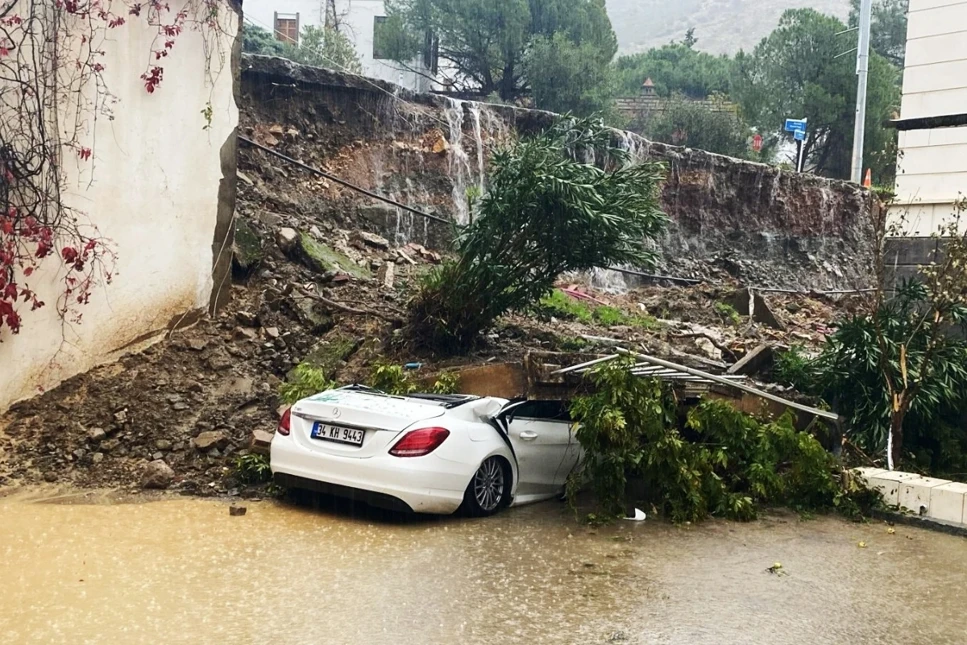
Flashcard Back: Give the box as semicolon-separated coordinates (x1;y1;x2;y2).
278;407;291;436
389;427;450;457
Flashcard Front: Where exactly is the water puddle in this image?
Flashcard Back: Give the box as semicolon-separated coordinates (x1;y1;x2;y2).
1;490;965;644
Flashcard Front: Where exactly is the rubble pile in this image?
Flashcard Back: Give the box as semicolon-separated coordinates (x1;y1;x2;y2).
0;78;868;494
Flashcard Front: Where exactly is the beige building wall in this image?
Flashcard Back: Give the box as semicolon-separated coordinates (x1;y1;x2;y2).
0;3;239;410
890;0;967;235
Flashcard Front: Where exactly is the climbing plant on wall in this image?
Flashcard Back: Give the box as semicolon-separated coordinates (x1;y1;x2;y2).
0;0;233;337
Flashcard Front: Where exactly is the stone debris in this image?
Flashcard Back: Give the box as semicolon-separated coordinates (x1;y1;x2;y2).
193;430;229;452
142;460;176;489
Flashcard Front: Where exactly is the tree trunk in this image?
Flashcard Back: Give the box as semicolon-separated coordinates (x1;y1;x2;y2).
498;61;516;101
889;409;905;469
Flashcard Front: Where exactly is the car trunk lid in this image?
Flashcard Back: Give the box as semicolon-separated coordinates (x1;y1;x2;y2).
289;388;447;458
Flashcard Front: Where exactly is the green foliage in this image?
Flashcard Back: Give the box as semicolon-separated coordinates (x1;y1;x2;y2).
850;0;908;68
383;0;617;105
568;358;871;523
613;42;734;98
233;454;272;485
732;9;900;181
558;336;589;351
285;25;363;74
592;306;626;327
409;117;667;353
368;363;460;395
641;94;753;159
241;23;362;74
279;364;337;405
430;371;461;394
794;280;967;474
534;289;593;322
774;345;817;391
714;301;741;325
369;363;418;395
523;33;615;117
242;23;286;57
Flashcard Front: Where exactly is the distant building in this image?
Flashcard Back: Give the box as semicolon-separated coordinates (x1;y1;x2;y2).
244;0;437;92
614;78;738;130
890;0;967;234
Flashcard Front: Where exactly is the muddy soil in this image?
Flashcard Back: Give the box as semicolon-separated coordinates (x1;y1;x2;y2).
2;489;965;644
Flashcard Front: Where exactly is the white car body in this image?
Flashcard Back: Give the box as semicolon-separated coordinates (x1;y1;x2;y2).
270;386;583;515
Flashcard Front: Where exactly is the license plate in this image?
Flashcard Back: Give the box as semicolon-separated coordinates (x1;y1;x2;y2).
311;422;365;446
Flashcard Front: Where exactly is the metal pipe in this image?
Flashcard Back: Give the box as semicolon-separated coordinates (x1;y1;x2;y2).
615;348;840;421
239;136;453;224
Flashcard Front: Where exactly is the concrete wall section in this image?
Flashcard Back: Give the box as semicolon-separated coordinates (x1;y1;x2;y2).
855;467;967;529
0;2;239;411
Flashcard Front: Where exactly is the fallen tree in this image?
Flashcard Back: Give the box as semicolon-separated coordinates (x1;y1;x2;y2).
408;116;667;353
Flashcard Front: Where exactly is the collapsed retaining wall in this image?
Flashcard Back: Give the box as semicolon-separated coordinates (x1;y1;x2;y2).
240;54;875;291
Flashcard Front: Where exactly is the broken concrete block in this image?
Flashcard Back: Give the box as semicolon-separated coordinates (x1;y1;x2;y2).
276;227;299;253
377;261;396;289
193;430;229;452
724;288;786;331
352;230;391;250
295;233;372;279
250;430;274;454
694;337;722;361
727;343;775;376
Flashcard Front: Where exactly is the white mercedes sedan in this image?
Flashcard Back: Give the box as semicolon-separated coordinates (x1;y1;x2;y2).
270;385;583;516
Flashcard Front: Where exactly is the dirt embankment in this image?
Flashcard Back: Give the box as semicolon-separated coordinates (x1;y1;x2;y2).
0;58;868;495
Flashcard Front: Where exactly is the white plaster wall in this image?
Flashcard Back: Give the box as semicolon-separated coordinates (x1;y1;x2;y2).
0;2;239;410
889;0;967;234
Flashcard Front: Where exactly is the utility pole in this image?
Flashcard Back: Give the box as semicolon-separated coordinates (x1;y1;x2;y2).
850;0;873;184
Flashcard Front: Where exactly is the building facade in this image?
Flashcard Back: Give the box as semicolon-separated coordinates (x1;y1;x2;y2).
244;0;435;92
890;0;967;234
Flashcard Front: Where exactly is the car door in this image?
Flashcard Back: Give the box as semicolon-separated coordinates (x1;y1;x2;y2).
503;400;580;499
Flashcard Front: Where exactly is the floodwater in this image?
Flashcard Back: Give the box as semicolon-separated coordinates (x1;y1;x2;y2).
2;490;966;645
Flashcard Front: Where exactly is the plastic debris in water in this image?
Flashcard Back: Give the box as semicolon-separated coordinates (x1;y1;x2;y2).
623;508;646;521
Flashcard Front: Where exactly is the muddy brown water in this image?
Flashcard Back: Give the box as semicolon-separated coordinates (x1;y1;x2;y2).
2;489;966;644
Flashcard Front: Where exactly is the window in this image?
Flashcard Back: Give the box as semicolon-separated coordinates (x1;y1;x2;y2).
511;400;571;422
274;12;299;44
373;16;390;60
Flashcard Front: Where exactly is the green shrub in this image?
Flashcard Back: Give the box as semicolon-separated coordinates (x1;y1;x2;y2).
369;363;418;396
430;371;461;394
533;289;594;322
279;364;337;405
714;302;741;325
232;454;272;485
774;345;817;390
568;357;874;523
592;306;627;326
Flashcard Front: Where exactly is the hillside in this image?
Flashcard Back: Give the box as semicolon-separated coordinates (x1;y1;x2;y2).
606;0;850;55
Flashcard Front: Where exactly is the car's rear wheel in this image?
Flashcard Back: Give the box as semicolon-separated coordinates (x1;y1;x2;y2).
462;456;509;517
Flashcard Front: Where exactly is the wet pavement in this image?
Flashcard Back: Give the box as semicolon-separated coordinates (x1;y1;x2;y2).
2;489;966;644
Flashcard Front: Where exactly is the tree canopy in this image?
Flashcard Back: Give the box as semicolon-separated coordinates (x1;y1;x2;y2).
850;0;909;68
732;9;900;180
242;24;363;74
641;95;754;159
612;40;734;98
380;0;617;108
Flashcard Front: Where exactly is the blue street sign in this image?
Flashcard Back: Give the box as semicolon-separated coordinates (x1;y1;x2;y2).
784;118;807;133
794;129;806;141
